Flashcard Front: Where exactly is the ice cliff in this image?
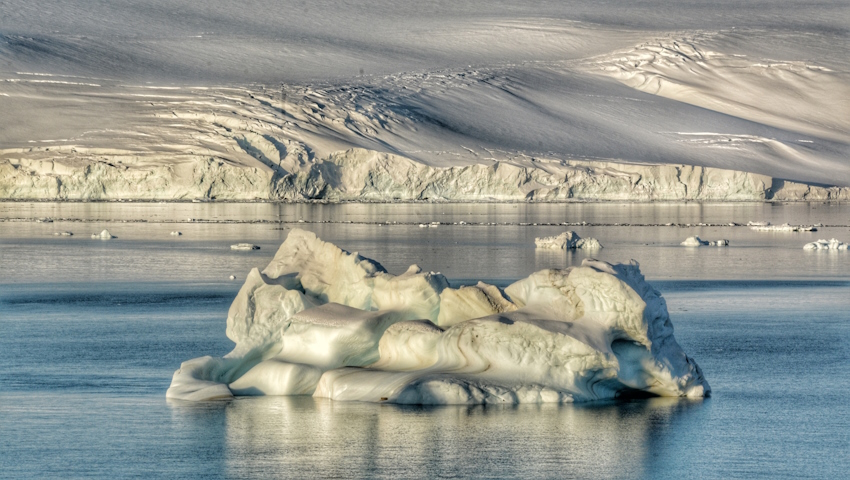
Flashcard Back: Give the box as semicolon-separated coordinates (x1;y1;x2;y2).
3;148;847;202
167;229;710;404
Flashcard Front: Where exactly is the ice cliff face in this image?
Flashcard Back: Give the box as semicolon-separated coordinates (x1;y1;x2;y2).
3;148;846;202
167;229;710;404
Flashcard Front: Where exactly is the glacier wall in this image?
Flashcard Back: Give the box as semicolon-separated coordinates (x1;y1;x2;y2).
3;148;847;202
167;229;710;404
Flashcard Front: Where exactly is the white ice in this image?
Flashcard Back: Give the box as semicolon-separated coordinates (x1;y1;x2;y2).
803;239;848;250
750;223;817;232
535;231;603;250
231;244;260;251
167;229;709;404
91;229;114;240
1;2;848;202
681;236;728;247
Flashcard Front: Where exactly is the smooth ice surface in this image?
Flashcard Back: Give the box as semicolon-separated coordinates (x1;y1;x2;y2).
167;229;708;404
1;1;848;200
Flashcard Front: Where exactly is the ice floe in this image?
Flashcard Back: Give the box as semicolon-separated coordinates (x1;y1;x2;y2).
170;231;182;236
167;229;709;404
231;243;260;251
681;236;728;247
91;229;114;239
803;239;848;250
53;231;73;236
750;223;817;232
535;231;603;250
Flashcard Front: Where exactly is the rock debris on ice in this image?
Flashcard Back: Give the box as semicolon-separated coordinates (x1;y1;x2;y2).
167;229;709;404
535;231;603;250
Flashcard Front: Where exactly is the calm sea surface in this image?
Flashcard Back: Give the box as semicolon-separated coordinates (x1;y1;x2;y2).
1;202;849;479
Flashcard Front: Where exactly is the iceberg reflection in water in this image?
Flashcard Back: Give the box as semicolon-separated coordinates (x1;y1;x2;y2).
165;395;705;479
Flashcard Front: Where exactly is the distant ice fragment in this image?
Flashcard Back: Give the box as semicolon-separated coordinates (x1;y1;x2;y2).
750;223;816;232
53;231;73;236
229;275;237;280
535;231;603;250
681;236;728;247
231;243;260;251
803;239;848;250
91;229;114;239
170;231;182;236
168;229;708;404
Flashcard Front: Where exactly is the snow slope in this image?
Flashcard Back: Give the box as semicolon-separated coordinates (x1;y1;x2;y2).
167;229;709;404
1;1;848;200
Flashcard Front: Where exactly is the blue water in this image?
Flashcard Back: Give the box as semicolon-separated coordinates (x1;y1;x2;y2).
1;204;849;478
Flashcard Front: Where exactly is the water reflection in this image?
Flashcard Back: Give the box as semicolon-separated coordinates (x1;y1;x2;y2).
167;396;709;479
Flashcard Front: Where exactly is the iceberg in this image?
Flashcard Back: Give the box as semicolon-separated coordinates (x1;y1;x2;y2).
803;239;848;250
535;231;603;250
167;229;709;404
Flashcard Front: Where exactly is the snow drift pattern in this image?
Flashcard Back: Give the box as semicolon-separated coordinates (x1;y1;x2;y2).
167;229;709;404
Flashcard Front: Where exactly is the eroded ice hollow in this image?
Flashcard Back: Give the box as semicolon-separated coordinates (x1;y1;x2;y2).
167;229;709;404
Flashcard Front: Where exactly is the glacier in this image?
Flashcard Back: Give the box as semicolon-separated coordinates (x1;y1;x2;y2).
1;1;849;202
167;229;709;404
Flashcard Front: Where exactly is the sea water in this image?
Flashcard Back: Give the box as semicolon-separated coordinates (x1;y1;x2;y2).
1;202;848;478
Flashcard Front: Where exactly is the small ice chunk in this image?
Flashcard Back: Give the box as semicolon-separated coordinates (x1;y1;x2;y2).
535;231;603;250
91;229;115;240
680;236;708;247
231;243;260;251
170;231;182;236
53;231;73;236
708;239;729;246
229;275;237;280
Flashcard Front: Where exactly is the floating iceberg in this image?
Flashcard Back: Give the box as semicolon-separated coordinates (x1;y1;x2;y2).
91;229;114;239
681;236;728;247
803;239;848;250
535;231;603;250
231;243;260;251
750;223;816;232
167;229;709;404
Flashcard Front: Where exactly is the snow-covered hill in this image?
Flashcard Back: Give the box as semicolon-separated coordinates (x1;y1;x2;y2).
1;1;848;200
